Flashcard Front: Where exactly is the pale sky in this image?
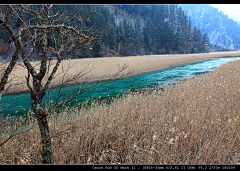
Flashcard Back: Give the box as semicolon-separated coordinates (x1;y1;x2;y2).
210;4;240;22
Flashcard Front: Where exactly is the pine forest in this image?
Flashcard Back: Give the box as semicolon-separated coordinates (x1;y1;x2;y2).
0;4;210;60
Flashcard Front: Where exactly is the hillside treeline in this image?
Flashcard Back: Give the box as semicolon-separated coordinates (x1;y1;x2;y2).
0;5;210;60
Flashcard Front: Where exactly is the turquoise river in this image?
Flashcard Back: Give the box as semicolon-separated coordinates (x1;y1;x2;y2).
1;57;240;119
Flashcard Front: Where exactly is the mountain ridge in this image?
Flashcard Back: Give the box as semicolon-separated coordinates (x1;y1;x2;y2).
180;4;240;51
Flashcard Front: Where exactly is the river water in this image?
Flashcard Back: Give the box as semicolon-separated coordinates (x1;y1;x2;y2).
1;57;240;119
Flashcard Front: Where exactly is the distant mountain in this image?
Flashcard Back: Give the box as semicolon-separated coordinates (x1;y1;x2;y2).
180;4;240;51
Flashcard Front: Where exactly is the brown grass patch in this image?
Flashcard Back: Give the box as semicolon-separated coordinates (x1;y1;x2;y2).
1;58;240;164
2;51;240;95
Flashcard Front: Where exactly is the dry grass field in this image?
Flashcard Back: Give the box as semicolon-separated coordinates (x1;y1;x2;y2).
1;51;240;95
1;58;239;164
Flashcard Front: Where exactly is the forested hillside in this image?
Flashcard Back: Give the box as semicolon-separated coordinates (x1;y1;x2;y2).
180;4;240;51
112;5;210;56
0;4;210;59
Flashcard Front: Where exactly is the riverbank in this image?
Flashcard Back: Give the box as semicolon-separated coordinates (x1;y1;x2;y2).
2;51;240;95
1;56;239;164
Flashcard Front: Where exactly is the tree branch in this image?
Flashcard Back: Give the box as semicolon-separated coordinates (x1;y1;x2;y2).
41;59;62;98
54;64;132;109
23;55;38;77
22;25;91;40
38;33;48;80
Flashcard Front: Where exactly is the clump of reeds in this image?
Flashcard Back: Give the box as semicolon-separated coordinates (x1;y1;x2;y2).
1;59;240;164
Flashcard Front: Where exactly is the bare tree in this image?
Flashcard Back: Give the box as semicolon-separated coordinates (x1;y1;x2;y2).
0;5;26;100
0;4;129;164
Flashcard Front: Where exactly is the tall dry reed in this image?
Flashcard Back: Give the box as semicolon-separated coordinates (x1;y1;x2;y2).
1;59;240;164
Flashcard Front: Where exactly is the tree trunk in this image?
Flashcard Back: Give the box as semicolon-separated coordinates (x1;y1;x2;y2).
37;113;54;164
33;102;54;164
31;77;54;164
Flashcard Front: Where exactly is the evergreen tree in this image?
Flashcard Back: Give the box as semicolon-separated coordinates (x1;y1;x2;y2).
108;24;117;49
143;27;150;51
93;41;103;57
133;16;142;54
202;33;210;46
174;27;182;52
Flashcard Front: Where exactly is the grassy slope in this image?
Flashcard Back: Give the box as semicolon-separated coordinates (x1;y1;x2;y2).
2;51;240;95
1;58;240;164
